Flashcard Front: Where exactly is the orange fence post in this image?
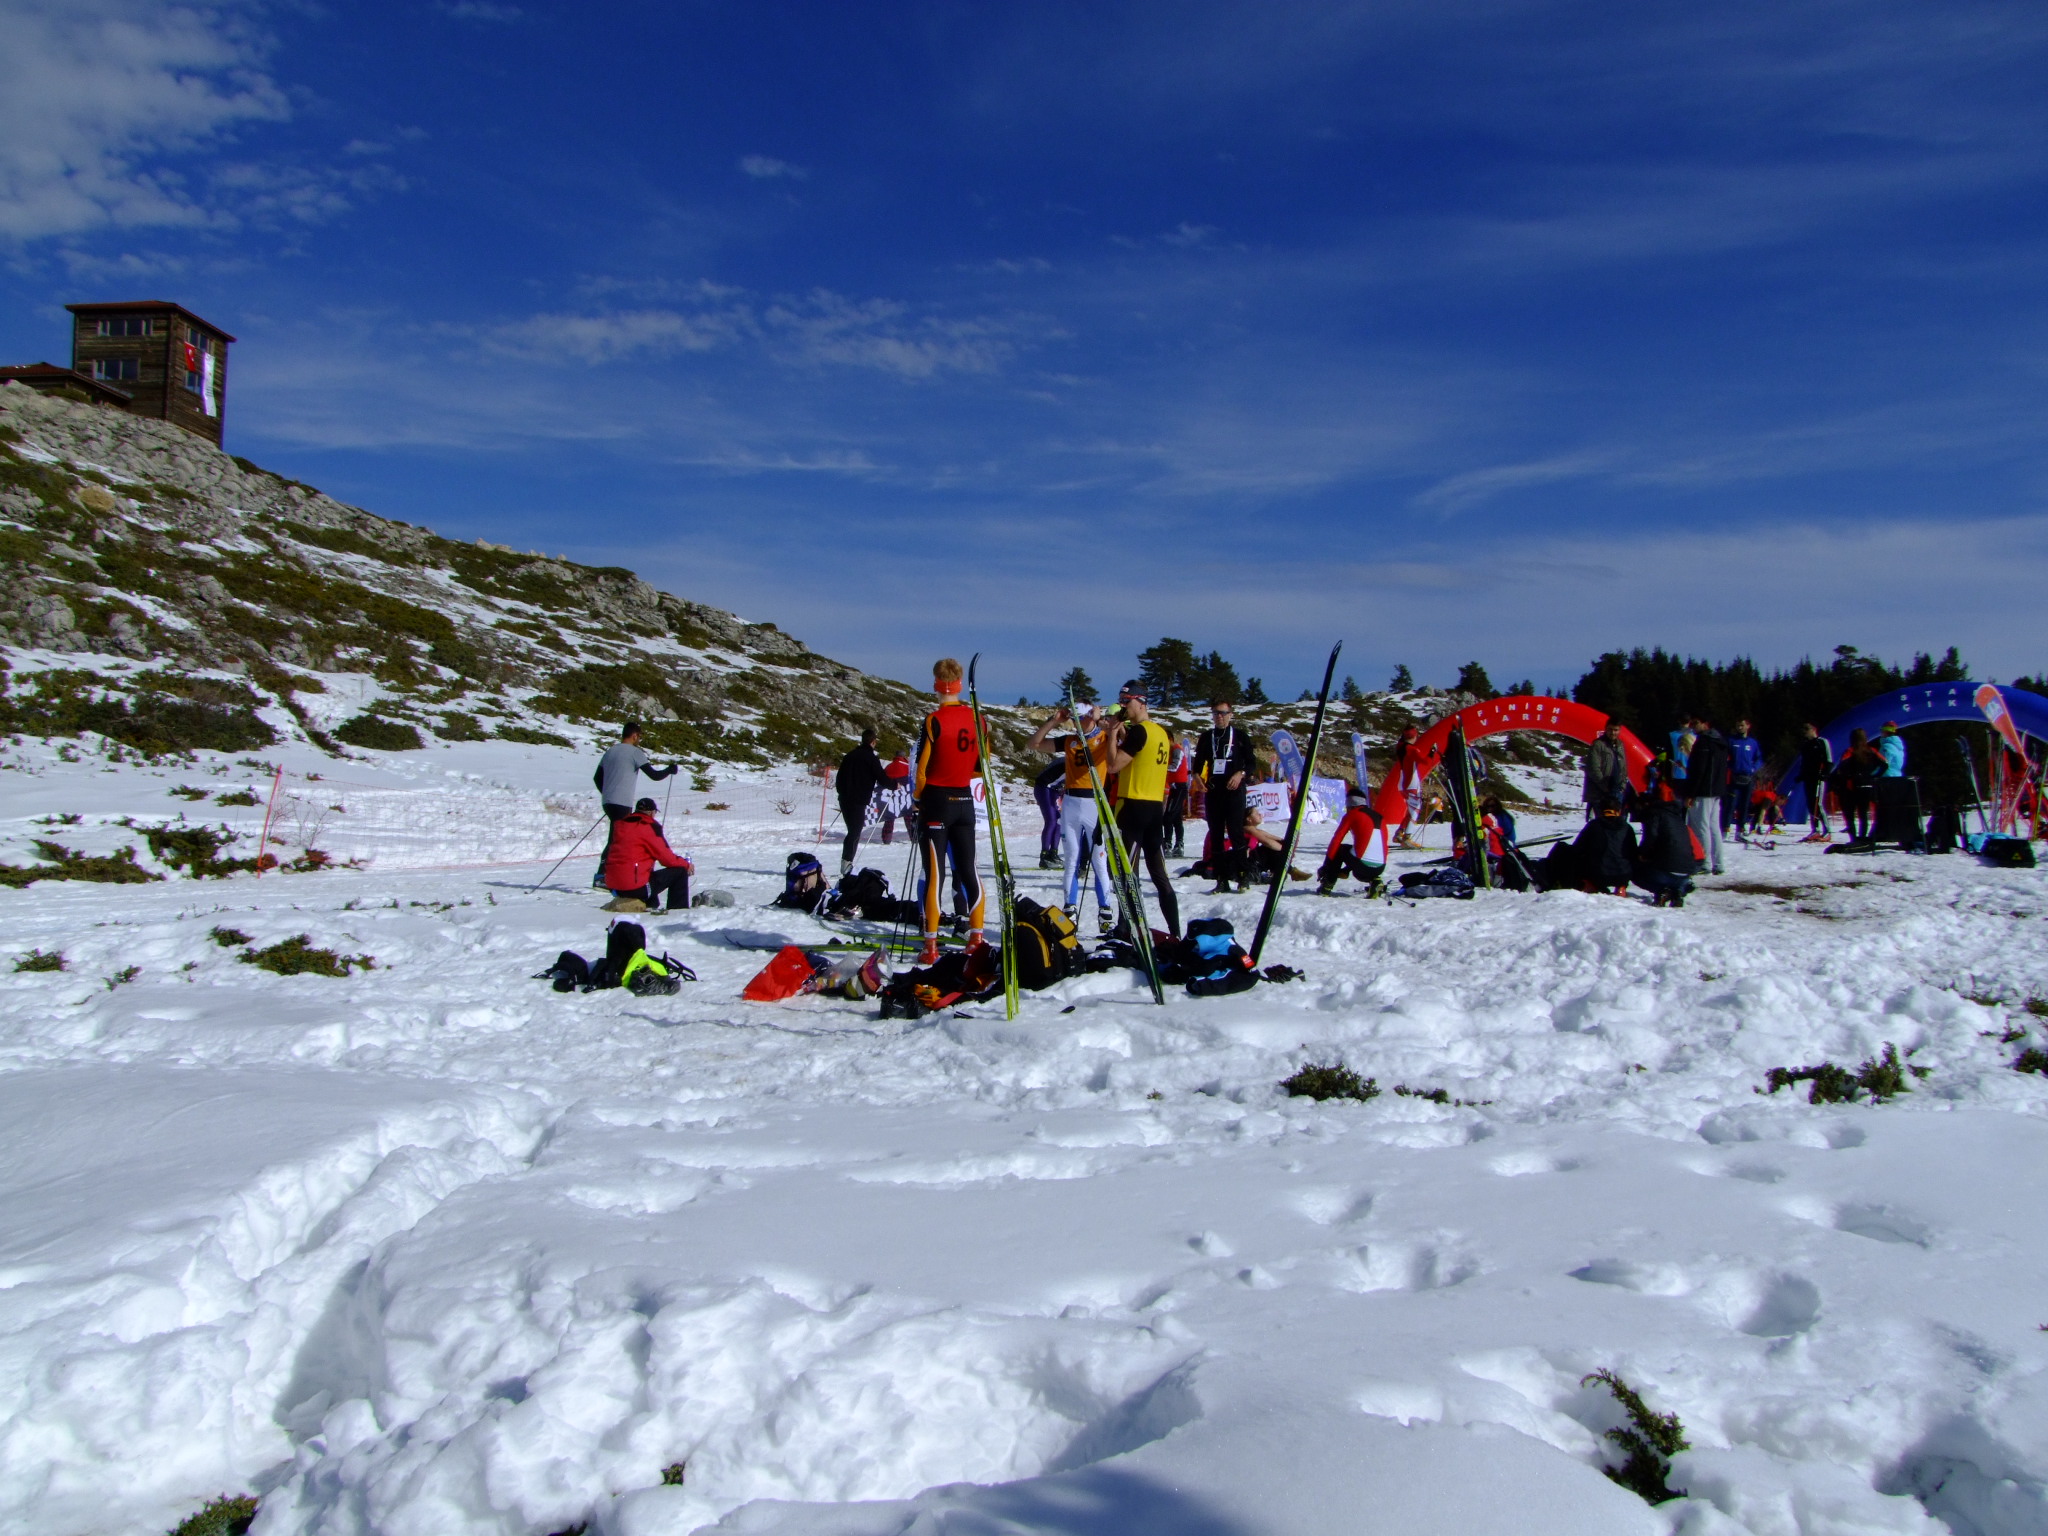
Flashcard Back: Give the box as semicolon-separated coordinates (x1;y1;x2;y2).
255;764;284;876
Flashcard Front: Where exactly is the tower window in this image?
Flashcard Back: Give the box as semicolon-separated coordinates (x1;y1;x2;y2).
94;318;151;337
91;358;139;381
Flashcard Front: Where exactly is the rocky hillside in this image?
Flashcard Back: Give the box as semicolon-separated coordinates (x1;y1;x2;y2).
0;382;1580;798
0;383;934;768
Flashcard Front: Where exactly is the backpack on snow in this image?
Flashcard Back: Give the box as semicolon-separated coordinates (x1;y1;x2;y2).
878;944;1004;1019
1981;836;2037;869
534;950;591;992
1159;916;1259;996
1009;896;1082;990
587;919;695;994
772;852;831;914
1398;868;1476;901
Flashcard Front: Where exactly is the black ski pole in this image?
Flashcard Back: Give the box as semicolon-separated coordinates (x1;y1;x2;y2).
531;813;605;894
1250;642;1341;966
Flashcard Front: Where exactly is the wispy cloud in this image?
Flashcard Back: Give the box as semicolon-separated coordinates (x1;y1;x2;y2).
471;284;1023;379
0;0;289;241
739;154;808;181
1414;451;1615;514
439;2;522;21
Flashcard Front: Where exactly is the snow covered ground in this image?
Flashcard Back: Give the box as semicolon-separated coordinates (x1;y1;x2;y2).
5;727;2048;1536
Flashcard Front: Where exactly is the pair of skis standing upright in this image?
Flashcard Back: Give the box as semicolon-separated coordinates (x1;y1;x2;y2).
963;643;1347;1020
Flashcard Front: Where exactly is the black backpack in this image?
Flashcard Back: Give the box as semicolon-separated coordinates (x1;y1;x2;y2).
535;951;590;992
1982;836;2037;869
1010;896;1081;990
1161;916;1259;996
588;920;647;988
826;867;887;918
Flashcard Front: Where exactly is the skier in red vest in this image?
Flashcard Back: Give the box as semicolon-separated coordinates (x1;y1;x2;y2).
912;657;984;963
1317;786;1388;895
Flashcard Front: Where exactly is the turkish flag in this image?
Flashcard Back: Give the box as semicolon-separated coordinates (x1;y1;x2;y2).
181;342;199;372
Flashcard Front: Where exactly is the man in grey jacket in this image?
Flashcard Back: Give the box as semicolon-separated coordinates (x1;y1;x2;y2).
1582;718;1629;816
593;721;679;884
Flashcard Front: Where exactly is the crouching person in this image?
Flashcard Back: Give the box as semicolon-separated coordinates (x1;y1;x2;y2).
1317;785;1387;895
1633;792;1700;909
601;797;692;912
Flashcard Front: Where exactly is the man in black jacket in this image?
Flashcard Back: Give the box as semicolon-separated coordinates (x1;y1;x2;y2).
1193;701;1259;893
1796;722;1834;842
1684;715;1729;876
835;728;886;875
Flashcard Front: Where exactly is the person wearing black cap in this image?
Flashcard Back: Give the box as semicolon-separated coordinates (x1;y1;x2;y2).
1103;679;1181;940
593;720;679;884
599;797;692;912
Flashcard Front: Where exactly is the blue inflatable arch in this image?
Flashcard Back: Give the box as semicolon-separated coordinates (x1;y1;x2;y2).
1780;682;2048;821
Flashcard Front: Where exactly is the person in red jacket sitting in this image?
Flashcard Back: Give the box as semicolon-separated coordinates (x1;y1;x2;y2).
601;797;692;911
1317;785;1388;894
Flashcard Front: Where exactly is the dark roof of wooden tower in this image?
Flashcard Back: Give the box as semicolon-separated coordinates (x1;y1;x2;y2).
65;301;238;343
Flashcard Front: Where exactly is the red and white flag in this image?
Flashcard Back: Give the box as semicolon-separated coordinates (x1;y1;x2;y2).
1976;684;2026;758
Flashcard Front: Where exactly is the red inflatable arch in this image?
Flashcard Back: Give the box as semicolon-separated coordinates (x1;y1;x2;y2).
1372;695;1653;826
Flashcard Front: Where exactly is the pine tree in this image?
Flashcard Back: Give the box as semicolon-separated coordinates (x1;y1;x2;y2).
1058;666;1098;704
1243;676;1269;705
1137;638;1199;706
1389;663;1415;691
1189;650;1241;705
1456;661;1497;699
1340;675;1364;704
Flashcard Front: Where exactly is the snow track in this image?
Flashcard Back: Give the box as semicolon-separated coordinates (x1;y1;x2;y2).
5;735;2048;1535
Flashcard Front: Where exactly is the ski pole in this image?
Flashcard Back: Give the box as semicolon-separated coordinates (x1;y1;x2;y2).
531;814;605;894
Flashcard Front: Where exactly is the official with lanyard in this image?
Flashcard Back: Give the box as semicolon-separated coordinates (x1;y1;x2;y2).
1194;700;1258;894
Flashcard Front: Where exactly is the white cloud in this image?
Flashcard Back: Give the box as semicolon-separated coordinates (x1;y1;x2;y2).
1162;221;1219;247
764;291;1013;378
738;154;808;181
478;303;757;365
440;1;521;20
0;0;288;241
1414;451;1616;513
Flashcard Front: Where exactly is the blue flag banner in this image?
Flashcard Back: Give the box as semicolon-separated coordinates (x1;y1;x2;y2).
1270;729;1304;790
1351;731;1369;790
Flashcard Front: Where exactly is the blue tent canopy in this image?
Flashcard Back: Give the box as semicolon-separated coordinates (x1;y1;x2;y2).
1780;682;2048;822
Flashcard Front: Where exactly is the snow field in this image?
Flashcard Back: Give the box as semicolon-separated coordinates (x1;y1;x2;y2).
3;734;2048;1535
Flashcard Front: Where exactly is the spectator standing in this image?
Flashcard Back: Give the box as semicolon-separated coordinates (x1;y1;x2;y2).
1835;727;1883;843
1164;735;1192;857
1032;757;1065;869
1684;715;1730;876
1192;701;1258;894
600;797;692;912
1877;722;1906;777
878;754;911;844
1582;719;1629;815
1391;725;1427;848
1725;720;1763;842
593;721;678;885
1797;723;1834;841
833;728;886;875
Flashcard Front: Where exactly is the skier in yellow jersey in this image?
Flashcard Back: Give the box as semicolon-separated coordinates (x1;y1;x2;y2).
1102;679;1181;940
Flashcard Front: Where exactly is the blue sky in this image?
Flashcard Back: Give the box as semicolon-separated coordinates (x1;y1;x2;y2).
3;0;2046;701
